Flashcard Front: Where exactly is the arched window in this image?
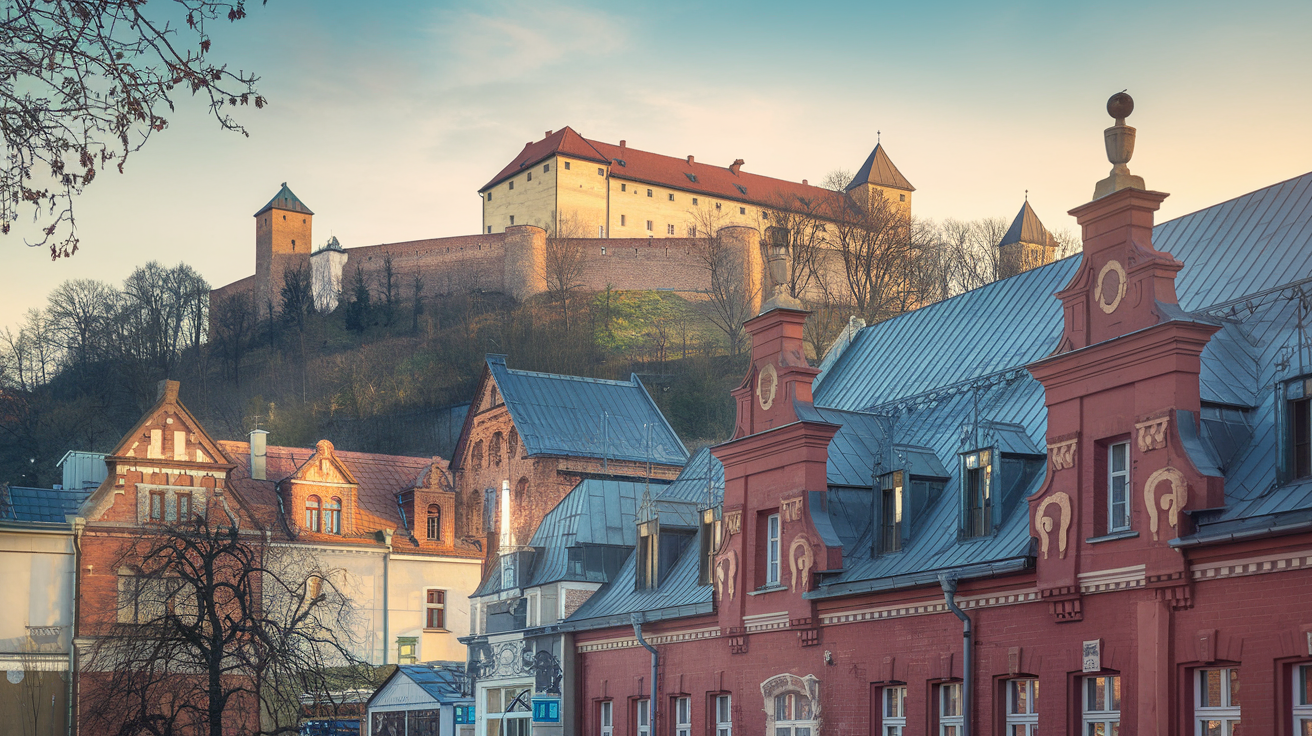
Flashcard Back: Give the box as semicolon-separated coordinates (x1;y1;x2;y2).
305;495;322;532
491;432;503;466
762;675;820;736
509;428;520;458
515;477;529;504
472;440;484;470
326;497;342;534
427;504;442;540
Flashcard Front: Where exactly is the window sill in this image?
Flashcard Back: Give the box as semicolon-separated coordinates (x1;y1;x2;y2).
1085;530;1139;544
423;628;449;633
748;585;787;596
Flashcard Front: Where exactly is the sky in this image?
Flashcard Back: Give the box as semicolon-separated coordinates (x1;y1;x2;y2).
4;0;1311;324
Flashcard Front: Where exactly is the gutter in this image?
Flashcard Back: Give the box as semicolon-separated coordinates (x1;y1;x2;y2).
804;557;1031;600
631;613;658;736
69;516;84;736
939;574;972;736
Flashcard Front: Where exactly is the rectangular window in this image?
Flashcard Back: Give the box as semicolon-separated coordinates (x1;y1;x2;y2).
149;490;164;521
939;683;962;736
693;198;699;206
766;514;781;585
715;202;721;210
622;183;627;192
599;226;606;237
1083;675;1121;735
509;180;514;190
488;191;493;201
688;226;697;237
564;161;571;170
397;636;417;665
963;450;993;538
646;220;653;232
621;215;627;227
900;193;906;202
667;224;675;235
774;692;814;736
488;687;532;736
601;701;613;736
543;163;550;173
598;167;605;176
176;492;192;522
1007;679;1038;735
674;697;690;736
881;471;903;553
668;193;675;201
1294;392;1311;479
1109;442;1131;531
1196;668;1239;735
510;215;515;225
739;207;746;215
1295;665;1312;734
647;188;653;197
426;589;446;629
487;226;493;234
637;699;650;736
883;686;907;736
527;171;532;182
715;694;732;736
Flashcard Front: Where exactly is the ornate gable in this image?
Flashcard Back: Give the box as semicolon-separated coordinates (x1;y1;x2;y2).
291;440;359;486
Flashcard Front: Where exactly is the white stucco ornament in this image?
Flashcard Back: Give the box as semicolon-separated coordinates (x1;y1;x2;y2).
7;670;23;684
757;363;778;411
1096;260;1127;314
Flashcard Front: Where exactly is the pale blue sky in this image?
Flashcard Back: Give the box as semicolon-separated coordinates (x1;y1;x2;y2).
5;0;1310;322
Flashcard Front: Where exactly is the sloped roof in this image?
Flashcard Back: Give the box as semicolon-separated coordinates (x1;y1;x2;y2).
254;182;313;217
480;127;609;191
1;486;90;523
482;355;688;467
998;200;1057;248
845;144;915;193
367;664;468;709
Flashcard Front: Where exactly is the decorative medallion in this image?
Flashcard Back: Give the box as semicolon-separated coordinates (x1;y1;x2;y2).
780;496;804;523
1136;415;1170;453
1096;260;1127;314
1048;438;1078;471
1034;492;1073;559
789;534;815;592
1145;466;1188;541
757;363;779;411
715;549;738;602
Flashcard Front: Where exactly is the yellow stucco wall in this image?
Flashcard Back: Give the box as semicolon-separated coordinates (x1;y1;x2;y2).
605;177;766;238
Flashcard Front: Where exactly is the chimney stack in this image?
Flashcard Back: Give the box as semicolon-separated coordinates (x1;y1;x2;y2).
729;159;744;175
687;155;695;164
802;179;808;186
619;140;626;149
499;479;513;549
545;130;553;137
250;429;268;481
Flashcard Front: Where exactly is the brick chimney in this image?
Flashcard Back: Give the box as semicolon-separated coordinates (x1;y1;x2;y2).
545;130;553;138
729;159;744;175
687;155;695;164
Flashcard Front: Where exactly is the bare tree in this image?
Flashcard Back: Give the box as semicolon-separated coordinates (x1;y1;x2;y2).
820;168;853;192
761;191;835;302
1053;227;1082;259
826;189;921;323
543;212;590;330
688;206;757;355
46;279;118;369
1;1;267;258
210;290;255;386
83;517;375;736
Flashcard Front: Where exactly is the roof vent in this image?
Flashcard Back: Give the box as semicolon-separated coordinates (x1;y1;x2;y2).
729;159;744;175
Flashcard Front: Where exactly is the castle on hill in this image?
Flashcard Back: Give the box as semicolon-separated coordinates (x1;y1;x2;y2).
211;129;1059;316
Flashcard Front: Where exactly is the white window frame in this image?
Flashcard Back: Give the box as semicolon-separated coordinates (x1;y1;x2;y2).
883;686;907;736
483;684;532;736
715;694;732;736
1082;675;1121;735
766;514;781;586
939;682;962;736
600;700;614;736
773;692;816;736
1006;678;1038;735
1195;667;1240;735
1295;665;1312;734
674;696;690;736
1109;441;1131;532
637;699;650;736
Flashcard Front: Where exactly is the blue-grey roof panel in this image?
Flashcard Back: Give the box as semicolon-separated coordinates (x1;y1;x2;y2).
2;486;89;524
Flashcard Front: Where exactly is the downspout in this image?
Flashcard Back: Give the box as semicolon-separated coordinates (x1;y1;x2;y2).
69;517;84;736
630;613;658;736
381;528;393;665
939;574;971;736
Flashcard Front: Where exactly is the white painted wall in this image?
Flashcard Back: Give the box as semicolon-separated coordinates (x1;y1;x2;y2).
0;526;74;669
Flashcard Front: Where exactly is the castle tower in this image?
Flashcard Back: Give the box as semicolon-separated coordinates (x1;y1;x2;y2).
845;142;915;214
254;183;313;310
997;199;1059;279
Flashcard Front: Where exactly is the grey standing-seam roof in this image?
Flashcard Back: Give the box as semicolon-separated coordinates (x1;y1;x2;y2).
2;486;90;523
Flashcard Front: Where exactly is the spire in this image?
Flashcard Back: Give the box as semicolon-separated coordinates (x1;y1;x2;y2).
254;182;314;217
845;143;915;193
998;200;1057;249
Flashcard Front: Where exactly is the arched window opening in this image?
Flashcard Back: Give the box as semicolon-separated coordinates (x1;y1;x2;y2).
326;497;342;534
427;504;442;540
472;440;484;470
306;495;322;532
515;477;529;504
509;428;520;458
491;432;503;466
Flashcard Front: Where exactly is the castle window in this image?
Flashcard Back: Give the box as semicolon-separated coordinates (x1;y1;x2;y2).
510;215;515;225
962;450;992;538
488;192;492;201
900;194;906;202
1288;377;1312;479
739;207;746;215
880;471;903;553
472;440;484;469
646;220;653;232
283;215;286;220
621;183;626;192
667;224;675;235
543;163;550;173
425;589;446;629
766;513;781;586
668;193;675;201
621;215;626;227
303;218;306;224
427;504;442;540
488;226;492;234
715;202;721;210
1108;441;1131;532
597;167;604;176
527;171;532;181
762;211;768;219
509;428;520;458
491;432;503;466
326;497;342;534
688;226;697;237
692;198;698;205
647;188;653;198
564;161;571;170
509;181;514;190
305;495;322;532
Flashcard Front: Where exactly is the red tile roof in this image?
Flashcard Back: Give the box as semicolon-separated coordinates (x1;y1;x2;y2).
480;127;850;213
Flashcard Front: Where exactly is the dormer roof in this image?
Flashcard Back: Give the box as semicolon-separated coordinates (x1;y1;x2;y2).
845;143;915;193
254;182;313;217
998;200;1057;248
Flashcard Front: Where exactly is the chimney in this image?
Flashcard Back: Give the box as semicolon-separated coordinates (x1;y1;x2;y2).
687;155;695;164
250;429;268;481
802;179;808;186
729;159;744;175
545;130;553;138
499;478;513;549
619;140;626;150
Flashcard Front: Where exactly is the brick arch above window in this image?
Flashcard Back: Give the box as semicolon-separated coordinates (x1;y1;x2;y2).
509;428;520;458
491;432;504;466
426;503;442;541
472;440;484;470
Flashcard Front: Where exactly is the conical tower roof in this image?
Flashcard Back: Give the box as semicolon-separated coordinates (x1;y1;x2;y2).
845;143;915;193
998;200;1057;248
254;182;314;217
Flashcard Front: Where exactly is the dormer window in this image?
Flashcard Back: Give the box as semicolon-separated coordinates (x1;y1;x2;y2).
427;504;442;540
306;495;322;532
880;471;904;553
326;497;342;534
766;514;781;586
1288;377;1312;479
637;519;658;590
962;450;992;538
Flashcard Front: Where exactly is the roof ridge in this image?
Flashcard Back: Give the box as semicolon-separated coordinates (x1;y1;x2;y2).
502;366;639;387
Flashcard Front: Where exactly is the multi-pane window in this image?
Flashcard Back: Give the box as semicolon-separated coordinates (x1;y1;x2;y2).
939;683;963;736
543;163;550;173
882;686;907;736
326;497;342;534
177;492;192;522
425;589;445;629
427;504;442;540
1082;675;1121;735
305;495;322;532
564;161;571;170
962;450;993;538
149;490;165;521
674;697;690;736
766;514;781;586
688;226;697;237
1294;665;1312;734
397;636;417;664
692;198;699;206
636;699;650;736
647;189;653;197
1195;668;1240;735
667;224;675;235
881;471;904;553
646;220;653;232
600;701;613;736
487;687;532;736
715;695;732;736
1007;679;1038;735
1109;442;1131;531
739;207;746;215
773;692;815;736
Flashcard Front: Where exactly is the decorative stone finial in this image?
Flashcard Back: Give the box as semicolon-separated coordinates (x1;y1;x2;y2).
1092;91;1146;200
759;228;805;314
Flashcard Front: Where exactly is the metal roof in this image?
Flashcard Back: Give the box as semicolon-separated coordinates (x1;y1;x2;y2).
366;664;468;709
998;200;1057;248
486;355;688;466
845;144;915;193
1;486;90;524
254;182;313;217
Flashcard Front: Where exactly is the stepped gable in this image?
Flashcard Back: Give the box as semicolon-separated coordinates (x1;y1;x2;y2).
845;143;915;193
998;199;1057;248
480;127;609;191
254;182;313;217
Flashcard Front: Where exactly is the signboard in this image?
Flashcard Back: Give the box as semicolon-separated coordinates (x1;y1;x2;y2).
532;697;561;723
454;705;477;725
1082;639;1102;673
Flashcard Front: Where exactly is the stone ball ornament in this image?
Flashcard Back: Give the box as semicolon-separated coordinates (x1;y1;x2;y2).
1107;92;1134;122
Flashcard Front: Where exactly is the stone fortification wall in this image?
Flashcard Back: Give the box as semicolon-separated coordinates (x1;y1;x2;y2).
574;237;711;294
335;232;512;295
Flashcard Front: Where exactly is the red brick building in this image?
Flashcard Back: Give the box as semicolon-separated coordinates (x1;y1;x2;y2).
541;109;1312;736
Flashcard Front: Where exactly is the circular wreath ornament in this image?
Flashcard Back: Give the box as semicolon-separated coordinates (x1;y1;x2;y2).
7;670;24;684
1096;259;1127;314
757;363;779;411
